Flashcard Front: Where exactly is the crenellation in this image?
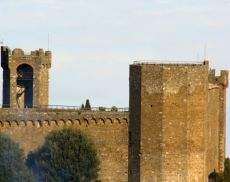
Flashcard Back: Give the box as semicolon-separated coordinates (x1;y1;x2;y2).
220;70;229;88
209;69;229;88
129;60;228;182
1;46;52;108
0;45;228;182
0;109;129;127
9;48;50;59
12;48;24;56
0;109;129;182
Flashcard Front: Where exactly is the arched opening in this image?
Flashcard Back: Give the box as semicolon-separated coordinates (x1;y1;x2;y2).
16;64;33;108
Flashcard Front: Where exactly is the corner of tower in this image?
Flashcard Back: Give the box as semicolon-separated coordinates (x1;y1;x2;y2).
1;46;11;68
208;68;229;88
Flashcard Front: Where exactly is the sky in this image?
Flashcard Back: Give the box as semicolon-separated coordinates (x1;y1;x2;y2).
0;0;230;156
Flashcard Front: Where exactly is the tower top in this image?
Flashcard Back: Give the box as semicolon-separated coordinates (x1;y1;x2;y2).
1;46;52;108
1;46;51;69
132;60;208;66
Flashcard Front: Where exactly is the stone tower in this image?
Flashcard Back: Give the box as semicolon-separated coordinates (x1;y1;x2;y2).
1;46;51;108
129;61;228;182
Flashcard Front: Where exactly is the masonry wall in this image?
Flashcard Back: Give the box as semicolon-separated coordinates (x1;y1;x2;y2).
208;70;229;172
185;64;209;182
140;64;164;182
0;109;129;182
1;47;51;108
129;61;228;182
128;65;142;182
162;64;209;182
206;85;220;174
0;53;228;182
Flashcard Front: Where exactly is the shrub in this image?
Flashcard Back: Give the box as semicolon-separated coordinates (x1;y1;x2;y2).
224;158;230;182
111;106;118;112
99;107;106;111
0;133;34;182
27;128;100;182
209;169;223;182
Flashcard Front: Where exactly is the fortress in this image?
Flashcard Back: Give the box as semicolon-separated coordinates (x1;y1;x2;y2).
0;46;228;182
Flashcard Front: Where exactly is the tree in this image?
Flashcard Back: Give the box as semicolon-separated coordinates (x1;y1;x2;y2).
27;128;100;182
81;103;85;110
85;99;91;110
224;158;230;182
209;169;223;182
0;133;34;182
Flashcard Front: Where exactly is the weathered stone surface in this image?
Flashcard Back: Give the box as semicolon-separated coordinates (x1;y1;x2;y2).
0;46;229;182
1;46;51;108
129;61;228;182
0;109;129;182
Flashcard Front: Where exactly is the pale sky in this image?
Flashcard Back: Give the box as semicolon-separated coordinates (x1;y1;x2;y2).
0;0;230;156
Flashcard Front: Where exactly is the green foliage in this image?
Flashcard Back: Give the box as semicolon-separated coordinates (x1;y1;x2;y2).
85;99;91;110
209;169;223;182
81;103;85;109
27;128;100;182
111;106;118;112
0;133;34;182
99;106;106;111
224;158;230;182
208;158;230;182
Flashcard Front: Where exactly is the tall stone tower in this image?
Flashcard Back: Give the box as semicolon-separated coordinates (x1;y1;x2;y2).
1;46;51;108
129;61;228;182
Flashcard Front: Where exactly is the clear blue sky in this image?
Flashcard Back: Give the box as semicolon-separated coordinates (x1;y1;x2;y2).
0;0;229;156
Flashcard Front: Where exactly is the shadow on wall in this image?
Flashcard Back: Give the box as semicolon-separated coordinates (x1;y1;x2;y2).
0;128;101;182
208;158;230;182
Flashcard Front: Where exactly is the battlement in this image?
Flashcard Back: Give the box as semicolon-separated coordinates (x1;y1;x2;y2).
1;46;52;108
0;45;228;182
129;60;228;182
4;47;51;57
133;60;207;66
0;108;129;127
0;108;129;182
1;46;51;68
209;69;229;88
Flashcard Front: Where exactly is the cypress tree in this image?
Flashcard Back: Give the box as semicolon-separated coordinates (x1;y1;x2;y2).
81;103;85;110
85;99;91;110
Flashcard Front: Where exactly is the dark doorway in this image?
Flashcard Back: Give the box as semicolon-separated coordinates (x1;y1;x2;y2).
16;64;33;108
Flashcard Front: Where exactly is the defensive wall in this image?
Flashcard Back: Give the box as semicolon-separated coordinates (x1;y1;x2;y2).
0;108;129;182
129;61;228;182
0;46;129;182
0;46;229;182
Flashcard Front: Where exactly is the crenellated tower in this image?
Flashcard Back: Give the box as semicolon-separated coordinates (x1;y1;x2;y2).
0;45;228;182
1;46;51;108
129;61;228;182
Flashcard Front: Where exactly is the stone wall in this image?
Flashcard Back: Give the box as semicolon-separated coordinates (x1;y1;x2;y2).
128;65;142;182
0;109;129;182
206;85;220;174
129;61;228;182
0;53;228;182
208;69;229;172
1;46;51;108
